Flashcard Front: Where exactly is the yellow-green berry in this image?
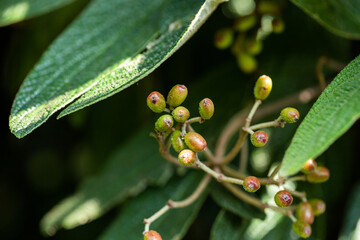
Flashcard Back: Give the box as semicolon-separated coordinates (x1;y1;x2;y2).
171;130;186;153
184;132;207;152
167;84;188;108
306;166;330;183
296;202;314;224
309;199;326;216
301;159;317;174
274;190;293;207
147;91;166;113
280;107;300;123
178;149;196;166
254;75;272;100
244;38;263;56
243;176;261;192
257;0;281;15
172;106;190;123
272;18;285;34
250;131;268;147
234;15;257;32
144;230;162;240
214;28;234;50
292;220;312;238
199;98;214;120
155;114;174;132
237;53;258;74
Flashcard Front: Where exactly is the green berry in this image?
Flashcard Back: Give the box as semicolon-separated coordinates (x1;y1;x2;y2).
178;149;196;166
301;159;317;174
309;199;326;216
171;130;186;153
237;53;258;74
184;132;207;152
244;38;263;56
155;114;174;132
147;91;166;113
234;15;257;32
250;131;268;147
280;107;300;123
254;75;272;100
144;230;162;240
272;18;285;34
257;0;281;15
296;202;314;224
167;85;188;108
172;106;190;123
292;220;312;238
214;28;234;50
306;166;330;183
274;190;293;207
199;98;214;120
243;176;261;192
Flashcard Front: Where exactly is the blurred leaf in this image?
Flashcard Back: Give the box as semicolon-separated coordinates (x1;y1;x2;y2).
0;0;78;27
9;0;222;138
210;182;266;220
210;210;243;240
290;0;360;39
40;126;173;236
99;172;208;240
280;55;360;176
339;182;360;240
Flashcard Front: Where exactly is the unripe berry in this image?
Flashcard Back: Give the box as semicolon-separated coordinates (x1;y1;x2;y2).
257;0;281;15
144;230;162;240
234;15;257;32
155;114;174;132
309;199;326;216
254;75;272;100
237;53;258;74
272;18;285;34
296;202;314;224
171;130;186;153
147;91;166;113
250;131;268;147
274;190;293;207
167;85;188;108
199;98;214;120
280;107;300;123
184;132;207;152
306;166;330;183
244;38;263;56
292;220;312;238
178;149;196;166
243;176;261;192
301;159;317;174
172;106;190;123
214;28;234;50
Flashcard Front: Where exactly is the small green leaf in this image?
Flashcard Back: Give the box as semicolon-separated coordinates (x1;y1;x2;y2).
210;210;243;240
280;55;360;176
210;183;266;220
290;0;360;39
40;126;173;236
98;172;208;240
0;0;78;27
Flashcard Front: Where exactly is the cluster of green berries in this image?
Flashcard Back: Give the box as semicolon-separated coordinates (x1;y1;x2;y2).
214;0;285;73
147;84;214;166
302;158;330;183
144;230;162;240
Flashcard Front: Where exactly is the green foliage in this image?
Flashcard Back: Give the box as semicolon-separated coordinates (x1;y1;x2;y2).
210;210;243;240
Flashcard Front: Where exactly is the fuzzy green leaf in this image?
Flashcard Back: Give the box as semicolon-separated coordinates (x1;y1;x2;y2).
280;56;360;176
210;210;243;240
290;0;360;39
9;0;221;138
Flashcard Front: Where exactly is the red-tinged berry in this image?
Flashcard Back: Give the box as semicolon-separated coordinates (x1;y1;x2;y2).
306;166;330;183
296;202;314;224
280;107;300;123
167;85;188;108
292;220;312;238
184;132;207;152
301;159;317;174
199;98;214;120
214;28;234;50
234;15;257;32
147;91;166;113
178;149;196;166
172;106;190;123
171;130;186;153
155;114;174;132
144;230;162;240
244;38;263;56
250;131;268;147
274;190;293;207
309;199;326;216
272;18;285;34
243;176;261;192
237;53;258;74
254;75;272;100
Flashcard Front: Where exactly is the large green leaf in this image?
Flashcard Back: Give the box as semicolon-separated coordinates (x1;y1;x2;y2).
210;210;243;240
98;172;208;240
279;55;360;176
40;127;173;236
0;0;78;27
290;0;360;39
9;0;224;138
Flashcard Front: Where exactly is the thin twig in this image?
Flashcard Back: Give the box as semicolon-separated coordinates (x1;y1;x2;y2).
286;175;307;182
222;165;279;185
239;137;248;173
